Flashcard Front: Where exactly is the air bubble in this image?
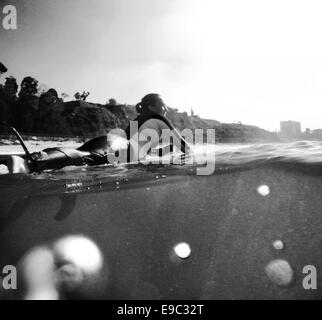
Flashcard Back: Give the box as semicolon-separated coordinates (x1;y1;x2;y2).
273;240;284;250
53;235;103;275
265;259;293;286
257;185;270;196
173;243;191;259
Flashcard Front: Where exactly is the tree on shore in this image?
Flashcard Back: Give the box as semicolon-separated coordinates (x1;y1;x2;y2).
3;76;18;99
74;91;90;101
74;92;81;100
107;98;117;106
13;76;40;132
18;76;39;100
80;91;90;101
40;88;59;106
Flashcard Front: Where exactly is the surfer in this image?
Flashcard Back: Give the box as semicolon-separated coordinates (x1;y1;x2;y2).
3;94;190;173
125;93;191;162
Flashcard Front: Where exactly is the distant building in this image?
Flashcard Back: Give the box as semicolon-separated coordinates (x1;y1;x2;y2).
280;121;301;138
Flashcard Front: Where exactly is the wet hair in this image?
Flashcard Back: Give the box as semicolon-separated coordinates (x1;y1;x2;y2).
136;93;161;114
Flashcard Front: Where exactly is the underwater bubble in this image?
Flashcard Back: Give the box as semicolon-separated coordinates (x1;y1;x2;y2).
21;246;56;290
174;243;191;259
273;240;284;250
257;185;270;196
265;259;293;286
52;236;108;298
53;235;103;275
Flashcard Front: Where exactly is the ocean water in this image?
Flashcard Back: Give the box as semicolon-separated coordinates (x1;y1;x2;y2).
1;140;322;299
1;140;322;179
214;141;322;166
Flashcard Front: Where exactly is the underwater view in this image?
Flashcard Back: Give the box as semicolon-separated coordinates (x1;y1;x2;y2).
1;140;322;299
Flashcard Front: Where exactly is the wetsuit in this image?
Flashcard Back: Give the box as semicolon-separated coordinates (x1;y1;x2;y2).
29;114;187;172
125;114;188;162
30;136;110;173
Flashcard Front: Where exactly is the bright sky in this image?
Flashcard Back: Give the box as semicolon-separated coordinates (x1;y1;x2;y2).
1;0;322;131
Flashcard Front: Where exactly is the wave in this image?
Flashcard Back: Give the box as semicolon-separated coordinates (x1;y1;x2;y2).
1;141;322;183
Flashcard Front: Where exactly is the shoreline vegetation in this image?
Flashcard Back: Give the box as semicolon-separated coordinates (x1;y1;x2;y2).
0;72;316;144
0;74;280;144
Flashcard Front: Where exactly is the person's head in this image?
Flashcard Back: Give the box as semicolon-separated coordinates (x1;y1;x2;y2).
136;93;168;116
